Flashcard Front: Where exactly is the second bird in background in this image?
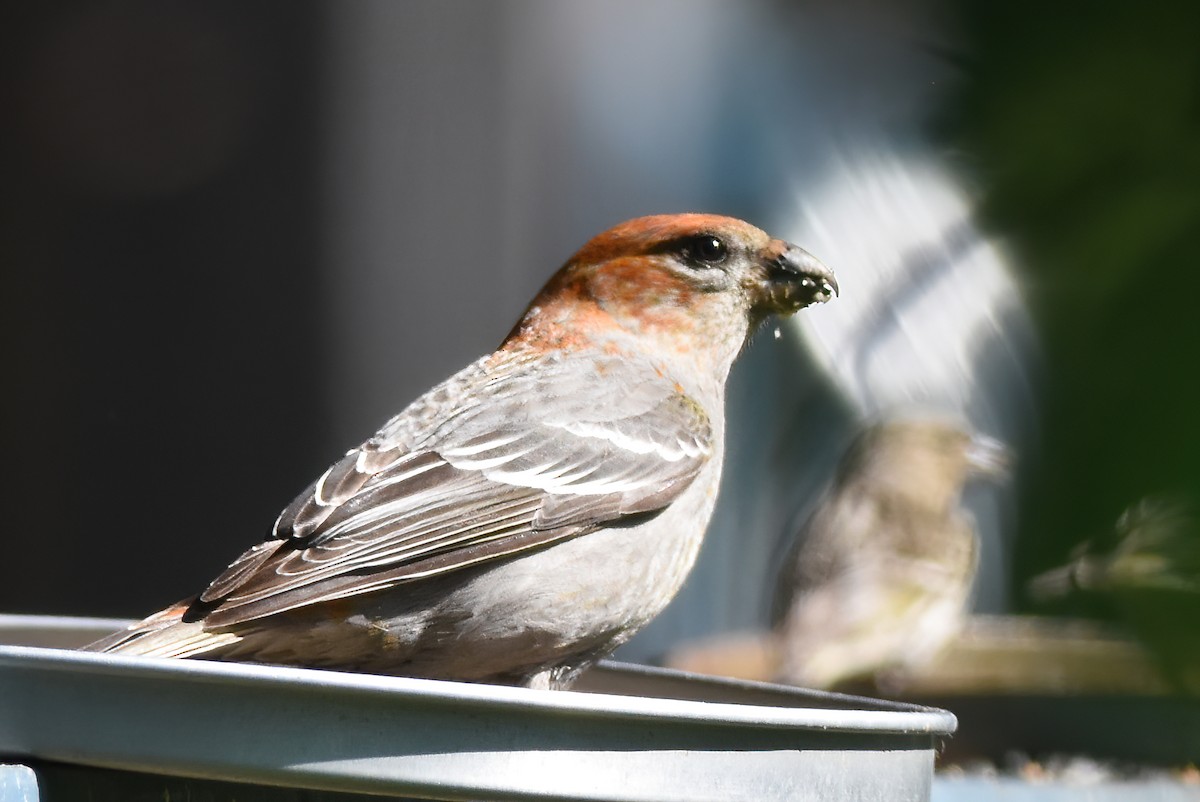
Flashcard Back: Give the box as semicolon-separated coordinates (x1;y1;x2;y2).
772;418;1008;690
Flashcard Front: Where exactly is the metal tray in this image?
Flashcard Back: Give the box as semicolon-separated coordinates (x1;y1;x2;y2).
0;615;955;801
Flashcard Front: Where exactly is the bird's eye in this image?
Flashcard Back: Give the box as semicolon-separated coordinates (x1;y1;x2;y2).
685;234;728;266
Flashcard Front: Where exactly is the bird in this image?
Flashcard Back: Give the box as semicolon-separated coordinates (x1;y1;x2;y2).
1029;497;1200;693
771;418;1007;690
85;213;837;690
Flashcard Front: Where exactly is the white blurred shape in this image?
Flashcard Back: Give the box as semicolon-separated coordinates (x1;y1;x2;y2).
785;145;1034;424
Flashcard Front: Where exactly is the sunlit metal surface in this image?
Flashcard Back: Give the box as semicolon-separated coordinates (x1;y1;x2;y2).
0;615;953;801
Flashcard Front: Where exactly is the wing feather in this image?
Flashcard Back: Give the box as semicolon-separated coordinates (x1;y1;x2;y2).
195;353;713;628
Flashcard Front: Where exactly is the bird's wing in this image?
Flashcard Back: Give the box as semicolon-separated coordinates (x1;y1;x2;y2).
770;489;864;625
195;353;713;627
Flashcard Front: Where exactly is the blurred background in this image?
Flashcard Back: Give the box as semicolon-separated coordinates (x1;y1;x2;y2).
4;0;1200;747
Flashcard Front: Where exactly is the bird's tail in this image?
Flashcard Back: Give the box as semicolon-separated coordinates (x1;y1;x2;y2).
82;599;242;658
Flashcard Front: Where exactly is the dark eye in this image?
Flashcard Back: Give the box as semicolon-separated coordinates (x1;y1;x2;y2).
685;234;728;266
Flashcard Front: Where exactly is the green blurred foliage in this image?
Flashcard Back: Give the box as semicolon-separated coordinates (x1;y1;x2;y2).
1030;498;1200;690
943;1;1200;613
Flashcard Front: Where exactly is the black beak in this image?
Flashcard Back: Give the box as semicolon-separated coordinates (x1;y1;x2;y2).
763;244;838;312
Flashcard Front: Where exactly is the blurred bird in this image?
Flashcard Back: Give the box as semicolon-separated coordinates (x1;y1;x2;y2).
1030;497;1200;693
771;418;1007;689
85;213;836;689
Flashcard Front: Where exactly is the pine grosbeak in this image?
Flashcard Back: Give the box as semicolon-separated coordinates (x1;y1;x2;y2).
88;214;836;689
771;419;1006;690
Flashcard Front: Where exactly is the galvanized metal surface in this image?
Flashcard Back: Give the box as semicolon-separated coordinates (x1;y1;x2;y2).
0;614;954;801
8;765;1200;802
2;762;430;802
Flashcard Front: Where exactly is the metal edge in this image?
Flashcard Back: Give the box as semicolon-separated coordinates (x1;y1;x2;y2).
589;659;962;718
0;614;955;739
0;614;134;633
0;644;956;736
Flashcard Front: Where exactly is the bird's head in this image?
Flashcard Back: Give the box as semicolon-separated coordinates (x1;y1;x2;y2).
506;214;836;368
841;419;1009;514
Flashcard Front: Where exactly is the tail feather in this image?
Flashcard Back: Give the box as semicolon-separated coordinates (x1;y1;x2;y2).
82;599;242;659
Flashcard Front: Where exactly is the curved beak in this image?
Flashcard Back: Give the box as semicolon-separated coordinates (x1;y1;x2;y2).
758;243;838;314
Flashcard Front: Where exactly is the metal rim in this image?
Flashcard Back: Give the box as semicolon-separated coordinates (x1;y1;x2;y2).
0;643;956;735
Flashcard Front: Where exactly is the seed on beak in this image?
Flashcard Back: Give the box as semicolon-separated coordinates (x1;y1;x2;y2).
765;245;837;312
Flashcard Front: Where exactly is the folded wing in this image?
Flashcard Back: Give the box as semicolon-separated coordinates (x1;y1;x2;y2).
194;353;713;627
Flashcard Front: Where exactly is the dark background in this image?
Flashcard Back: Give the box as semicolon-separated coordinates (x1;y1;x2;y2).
2;3;328;613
